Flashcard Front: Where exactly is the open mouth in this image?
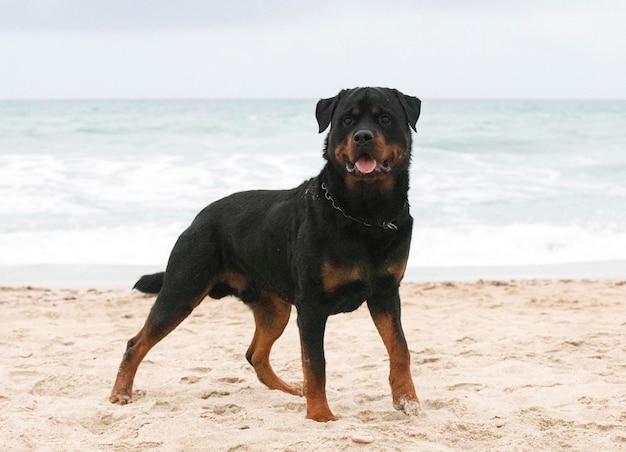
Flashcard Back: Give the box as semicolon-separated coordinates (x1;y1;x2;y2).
345;154;392;175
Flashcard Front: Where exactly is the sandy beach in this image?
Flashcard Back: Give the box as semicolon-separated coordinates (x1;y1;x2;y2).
1;279;625;451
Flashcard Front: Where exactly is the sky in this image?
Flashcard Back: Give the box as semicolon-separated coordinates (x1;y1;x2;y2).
0;0;625;99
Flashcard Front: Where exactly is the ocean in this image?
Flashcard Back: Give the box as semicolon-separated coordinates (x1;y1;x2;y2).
1;98;625;284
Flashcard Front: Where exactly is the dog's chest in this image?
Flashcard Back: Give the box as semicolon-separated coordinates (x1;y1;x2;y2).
318;255;407;314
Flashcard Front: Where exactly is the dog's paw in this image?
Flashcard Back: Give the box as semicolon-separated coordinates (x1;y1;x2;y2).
394;398;424;417
306;410;337;422
290;381;304;397
109;393;131;405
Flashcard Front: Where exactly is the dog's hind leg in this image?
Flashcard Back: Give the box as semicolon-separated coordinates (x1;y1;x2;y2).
109;280;211;404
110;228;216;404
246;292;302;396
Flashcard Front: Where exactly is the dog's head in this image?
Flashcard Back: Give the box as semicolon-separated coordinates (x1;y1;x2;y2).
316;87;420;189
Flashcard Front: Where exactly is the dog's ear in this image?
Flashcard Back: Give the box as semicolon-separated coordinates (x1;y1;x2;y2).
395;91;421;132
315;90;345;133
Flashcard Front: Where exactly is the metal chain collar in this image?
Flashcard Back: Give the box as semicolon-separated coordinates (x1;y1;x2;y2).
320;182;400;231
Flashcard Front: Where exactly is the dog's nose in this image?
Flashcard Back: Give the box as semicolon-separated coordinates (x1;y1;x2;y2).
353;129;373;146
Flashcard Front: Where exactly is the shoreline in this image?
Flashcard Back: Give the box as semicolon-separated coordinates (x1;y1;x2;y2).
0;260;625;288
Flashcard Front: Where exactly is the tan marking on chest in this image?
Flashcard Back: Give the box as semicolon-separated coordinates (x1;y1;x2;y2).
321;262;367;293
386;259;408;283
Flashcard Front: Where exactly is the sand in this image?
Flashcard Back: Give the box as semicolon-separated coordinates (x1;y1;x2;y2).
1;279;625;451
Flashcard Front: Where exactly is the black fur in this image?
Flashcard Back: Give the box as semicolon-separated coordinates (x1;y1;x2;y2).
112;87;422;421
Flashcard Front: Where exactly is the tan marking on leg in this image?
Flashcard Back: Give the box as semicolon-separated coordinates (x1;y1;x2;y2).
246;292;301;396
110;291;207;404
370;312;419;411
301;347;336;422
110;327;155;404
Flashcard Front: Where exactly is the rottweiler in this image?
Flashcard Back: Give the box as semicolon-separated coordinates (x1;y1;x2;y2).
110;87;422;422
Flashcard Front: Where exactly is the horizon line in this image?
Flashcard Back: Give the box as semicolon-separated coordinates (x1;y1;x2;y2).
1;96;624;102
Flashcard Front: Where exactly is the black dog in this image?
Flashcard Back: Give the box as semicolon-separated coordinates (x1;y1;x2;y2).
110;87;421;422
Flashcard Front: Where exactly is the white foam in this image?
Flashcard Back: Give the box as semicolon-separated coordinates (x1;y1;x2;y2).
0;224;183;266
3;220;624;269
410;222;626;267
2;99;625;274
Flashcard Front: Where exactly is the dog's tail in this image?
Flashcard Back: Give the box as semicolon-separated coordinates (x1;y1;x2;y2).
133;272;165;294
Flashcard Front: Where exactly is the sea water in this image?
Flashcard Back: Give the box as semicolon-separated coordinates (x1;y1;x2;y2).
1;99;625;278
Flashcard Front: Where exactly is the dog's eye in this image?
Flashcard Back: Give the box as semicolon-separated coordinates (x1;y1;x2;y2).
380;114;391;125
342;116;354;126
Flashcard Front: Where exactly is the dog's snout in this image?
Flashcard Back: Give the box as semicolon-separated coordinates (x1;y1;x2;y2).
353;129;373;146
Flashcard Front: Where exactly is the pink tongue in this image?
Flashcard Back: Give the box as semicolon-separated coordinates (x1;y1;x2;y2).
355;155;377;174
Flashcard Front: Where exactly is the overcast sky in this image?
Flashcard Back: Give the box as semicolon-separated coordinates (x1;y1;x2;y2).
0;0;624;99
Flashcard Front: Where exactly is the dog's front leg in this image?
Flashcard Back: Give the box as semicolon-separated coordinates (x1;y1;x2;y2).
296;305;336;422
367;285;422;417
